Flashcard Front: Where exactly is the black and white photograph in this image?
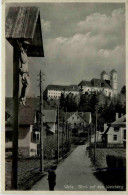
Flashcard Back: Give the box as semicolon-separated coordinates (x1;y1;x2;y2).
3;1;126;192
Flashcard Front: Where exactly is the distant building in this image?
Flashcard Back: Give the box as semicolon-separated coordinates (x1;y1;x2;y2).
65;111;91;135
44;85;80;100
44;69;118;100
78;69;118;97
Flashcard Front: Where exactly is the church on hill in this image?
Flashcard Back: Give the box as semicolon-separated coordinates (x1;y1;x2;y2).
44;69;118;100
78;69;118;97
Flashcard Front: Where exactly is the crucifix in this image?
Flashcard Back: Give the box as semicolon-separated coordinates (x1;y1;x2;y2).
6;6;44;189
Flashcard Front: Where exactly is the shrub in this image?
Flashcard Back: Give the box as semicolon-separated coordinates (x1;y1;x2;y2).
106;155;126;169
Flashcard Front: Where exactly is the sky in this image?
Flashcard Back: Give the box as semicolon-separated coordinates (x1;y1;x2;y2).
5;2;125;97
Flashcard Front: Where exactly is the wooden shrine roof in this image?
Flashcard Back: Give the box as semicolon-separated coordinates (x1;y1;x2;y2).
6;6;44;57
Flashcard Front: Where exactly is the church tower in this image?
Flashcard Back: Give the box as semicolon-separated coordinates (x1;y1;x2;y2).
110;69;117;96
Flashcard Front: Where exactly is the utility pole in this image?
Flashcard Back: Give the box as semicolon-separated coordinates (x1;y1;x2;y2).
90;123;92;149
67;123;70;151
39;70;44;172
94;105;98;165
57;104;59;162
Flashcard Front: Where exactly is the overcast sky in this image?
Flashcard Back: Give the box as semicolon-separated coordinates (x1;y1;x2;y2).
6;3;125;97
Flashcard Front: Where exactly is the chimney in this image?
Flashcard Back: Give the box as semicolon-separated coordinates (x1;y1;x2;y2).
116;113;119;120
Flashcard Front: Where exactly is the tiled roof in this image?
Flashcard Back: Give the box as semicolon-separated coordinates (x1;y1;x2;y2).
46;85;80;92
103;115;126;134
78;112;91;124
91;78;112;89
78;79;112;89
59;111;91;124
111;115;126;127
78;81;92;87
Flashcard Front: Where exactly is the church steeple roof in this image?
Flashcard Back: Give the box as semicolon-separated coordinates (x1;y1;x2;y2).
101;71;108;75
110;69;117;74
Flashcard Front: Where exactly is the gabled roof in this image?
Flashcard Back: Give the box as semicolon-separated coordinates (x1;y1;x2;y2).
78;112;91;124
79;79;112;89
59;111;91;124
78;80;92;87
67;112;85;123
111;115;126;127
103;115;126;135
6;97;37;125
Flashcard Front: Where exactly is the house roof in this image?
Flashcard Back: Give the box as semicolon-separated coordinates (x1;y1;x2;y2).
6;97;38;125
78;112;91;124
78;81;92;87
59;111;91;124
103;115;126;135
79;79;112;89
6;6;44;57
46;85;80;92
43;110;57;123
111;115;126;127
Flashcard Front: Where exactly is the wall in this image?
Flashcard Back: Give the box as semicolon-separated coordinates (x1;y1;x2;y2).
18;125;31;147
107;126;123;144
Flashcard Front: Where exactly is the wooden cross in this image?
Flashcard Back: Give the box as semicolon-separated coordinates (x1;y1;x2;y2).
6;6;44;189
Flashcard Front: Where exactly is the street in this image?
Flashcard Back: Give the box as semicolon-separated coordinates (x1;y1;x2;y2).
31;144;106;191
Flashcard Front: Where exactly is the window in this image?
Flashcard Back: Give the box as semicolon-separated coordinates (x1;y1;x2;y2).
113;135;117;141
72;117;74;120
74;123;76;126
124;129;126;139
31;149;36;152
114;127;119;132
6;131;12;142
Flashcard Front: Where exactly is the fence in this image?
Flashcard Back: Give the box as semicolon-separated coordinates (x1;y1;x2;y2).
91;142;125;148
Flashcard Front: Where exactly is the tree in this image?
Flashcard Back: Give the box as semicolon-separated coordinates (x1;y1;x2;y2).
121;85;126;95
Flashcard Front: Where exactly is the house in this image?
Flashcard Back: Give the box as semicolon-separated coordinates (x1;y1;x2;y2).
101;114;126;147
34;109;57;157
78;70;117;97
5;98;38;156
34;109;57;142
64;111;92;135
